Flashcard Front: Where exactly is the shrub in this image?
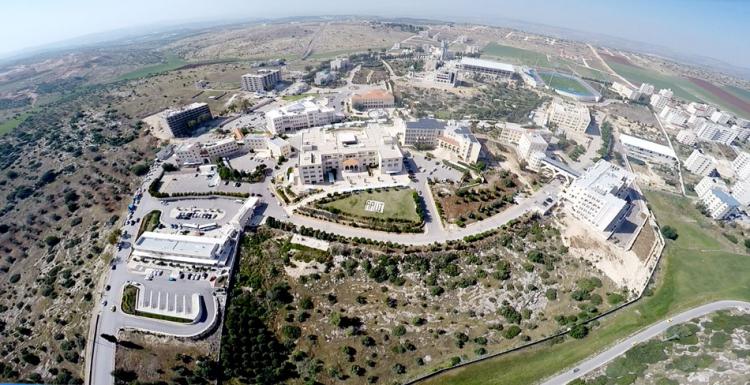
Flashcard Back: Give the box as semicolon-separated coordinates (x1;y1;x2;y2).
392;325;407;337
503;325;521;339
661;225;678;240
569;324;589;339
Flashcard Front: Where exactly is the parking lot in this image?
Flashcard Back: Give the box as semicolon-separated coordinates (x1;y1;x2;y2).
406;152;465;183
158;198;245;228
159;171;251;195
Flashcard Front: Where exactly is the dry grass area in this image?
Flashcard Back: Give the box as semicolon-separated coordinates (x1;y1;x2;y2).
631;220;657;261
115;330;219;383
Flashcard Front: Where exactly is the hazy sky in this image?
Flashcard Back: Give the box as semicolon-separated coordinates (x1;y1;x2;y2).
2;0;749;67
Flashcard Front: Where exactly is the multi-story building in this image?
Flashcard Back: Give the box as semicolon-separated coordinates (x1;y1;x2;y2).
436;123;482;164
659;106;689;126
350;89;395;110
497;123;526;144
695;176;728;200
267;137;292;158
562;160;634;235
244;134;268;150
692;119;737;145
710;110;732;125
731;179;750;206
297;126;403;185
619;134;677;165
649;94;670;111
683;149;716;176
458;57;515;80
241;69;282;92
735;125;750;142
732;151;750;180
398;118;446;147
675;129;697;145
546;100;591;134
701;188;740;220
434;68;458;86
314;70;337;86
687;102;715;117
265;98;339;134
165;103;213;137
396;119;481;163
330;57;351;72
517;133;548;171
638;83;655;96
175;137;241;165
611;81;639;100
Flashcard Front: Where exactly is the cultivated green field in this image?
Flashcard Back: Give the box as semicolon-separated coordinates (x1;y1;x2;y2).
307;48;375;60
116;54;188;81
422;191;750;385
323;188;420;222
723;84;750;104
481;42;550;67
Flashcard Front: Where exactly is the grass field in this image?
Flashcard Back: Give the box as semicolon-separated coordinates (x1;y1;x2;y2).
323;188;420;222
121;285;192;323
723;84;750;104
137;210;161;238
481;42;550;67
539;71;592;95
281;93;315;101
116;54;188;82
307;48;373;60
422;190;750;385
0;111;31;135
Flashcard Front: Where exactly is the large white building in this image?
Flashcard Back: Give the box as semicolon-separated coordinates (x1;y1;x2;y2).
546;100;591;134
458;57;515;80
695;176;727;200
350;89;395;110
397;118;481;163
659;106;689;127
175;137;241;165
330;57;351;72
241;69;282;92
683;149;716;177
517;133;548;171
732;151;750;180
619;134;678;165
694;119;737;145
562;160;634;235
265;98;340;134
297;125;403;185
675;129;698;146
611;82;639;100
702;188;740;220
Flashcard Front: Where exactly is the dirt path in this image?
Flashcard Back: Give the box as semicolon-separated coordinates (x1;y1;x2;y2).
588;43;636;88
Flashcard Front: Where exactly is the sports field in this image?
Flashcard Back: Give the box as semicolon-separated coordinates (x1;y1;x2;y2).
322;188;420;222
481;42;550;67
539;71;592;95
421;190;750;385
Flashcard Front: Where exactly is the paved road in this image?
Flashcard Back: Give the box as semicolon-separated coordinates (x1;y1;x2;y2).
541;300;750;385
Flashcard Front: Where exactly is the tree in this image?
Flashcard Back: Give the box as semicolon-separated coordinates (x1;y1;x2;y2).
661;225;678;240
570;324;589;339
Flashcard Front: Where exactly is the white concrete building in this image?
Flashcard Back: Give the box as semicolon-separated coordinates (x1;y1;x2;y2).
732;151;750;180
330;57;351;72
133;231;237;266
546;100;591;134
684;149;716;176
687;102;715;117
314;70;337;86
638;83;655;96
265;98;339;134
562;160;634;235
267;137;292;158
458;57;515;80
695;176;728;200
694;120;737;145
710;110;733;125
659;106;689;127
350;89;395;110
397;119;481;163
244;134;269;150
649;94;670;111
434;68;458;86
241;69;282;92
612;81;639;100
175;138;241;165
731;179;750;206
517;133;548;171
297;125;403;185
675;129;697;146
619;134;677;165
701;188;740;220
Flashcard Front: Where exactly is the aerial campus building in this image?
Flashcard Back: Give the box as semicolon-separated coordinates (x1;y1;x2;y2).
396;118;481;163
683;149;716;177
517;132;548;171
458;57;515;80
350;89;395;110
241;69;282;92
695;176;740;220
175;137;241;165
265;98;340;135
619;134;678;165
562;160;634;235
132;198;260;266
296;125;403;185
546;100;591;134
165;103;213;137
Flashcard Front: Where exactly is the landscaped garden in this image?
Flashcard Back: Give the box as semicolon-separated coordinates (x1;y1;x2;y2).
121;285;192;324
295;186;424;233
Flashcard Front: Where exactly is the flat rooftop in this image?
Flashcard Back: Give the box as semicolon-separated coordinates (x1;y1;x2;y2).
134;231;227;259
460;57;515;73
620;134;677;159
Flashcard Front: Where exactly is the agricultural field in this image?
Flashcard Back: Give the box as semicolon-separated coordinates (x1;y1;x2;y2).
481;42;550;67
422;190;750;385
220;216;622;385
575;309;750;385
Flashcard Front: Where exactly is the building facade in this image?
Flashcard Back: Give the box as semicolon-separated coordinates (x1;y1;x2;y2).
619;134;677;165
165;103;213;137
241;69;282;92
265;98;339;134
683;149;716;176
350;89;395;110
732;151;750;180
517;133;548;171
546;100;591;134
458;57;515;80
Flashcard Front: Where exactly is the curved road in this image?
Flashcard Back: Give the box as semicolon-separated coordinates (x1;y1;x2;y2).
541;300;750;385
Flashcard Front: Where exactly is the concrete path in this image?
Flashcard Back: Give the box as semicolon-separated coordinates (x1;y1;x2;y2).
541;300;750;385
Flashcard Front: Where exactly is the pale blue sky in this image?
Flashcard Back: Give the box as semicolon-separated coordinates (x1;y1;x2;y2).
2;0;749;68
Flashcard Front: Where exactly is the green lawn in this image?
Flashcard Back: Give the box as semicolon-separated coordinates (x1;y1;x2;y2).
723;84;750;104
0;111;31;135
137;210;161;238
323;188;420;223
423;190;750;385
121;285;192;323
281;93;315;101
116;54;188;82
481;42;550;67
